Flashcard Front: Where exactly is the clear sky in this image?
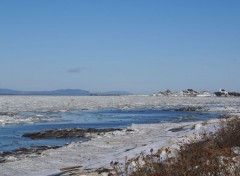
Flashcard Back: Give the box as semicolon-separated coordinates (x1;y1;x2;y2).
0;0;240;94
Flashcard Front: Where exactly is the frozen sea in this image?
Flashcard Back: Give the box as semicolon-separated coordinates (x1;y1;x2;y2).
0;96;240;176
0;95;239;152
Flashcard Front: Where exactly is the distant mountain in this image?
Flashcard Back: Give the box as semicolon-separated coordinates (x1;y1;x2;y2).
0;89;90;96
0;89;22;95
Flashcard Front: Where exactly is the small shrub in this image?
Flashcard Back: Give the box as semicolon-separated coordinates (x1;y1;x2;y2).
110;117;240;176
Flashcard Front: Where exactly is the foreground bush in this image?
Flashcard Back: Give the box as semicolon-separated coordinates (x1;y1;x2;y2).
110;117;240;176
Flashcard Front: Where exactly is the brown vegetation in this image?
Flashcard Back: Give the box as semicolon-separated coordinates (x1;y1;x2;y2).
109;117;240;176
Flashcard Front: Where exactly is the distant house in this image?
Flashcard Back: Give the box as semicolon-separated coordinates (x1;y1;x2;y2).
219;88;228;95
181;89;198;97
151;93;158;96
215;89;240;97
159;89;173;96
151;89;176;97
214;88;228;97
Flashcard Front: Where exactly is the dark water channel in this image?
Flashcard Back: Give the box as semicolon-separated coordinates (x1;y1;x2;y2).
0;108;220;151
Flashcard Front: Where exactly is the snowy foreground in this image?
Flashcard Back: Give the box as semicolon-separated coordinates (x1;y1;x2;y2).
0;96;240;176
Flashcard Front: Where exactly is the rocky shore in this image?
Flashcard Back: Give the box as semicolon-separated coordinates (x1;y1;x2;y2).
22;128;123;139
1;128;124;164
0;146;59;163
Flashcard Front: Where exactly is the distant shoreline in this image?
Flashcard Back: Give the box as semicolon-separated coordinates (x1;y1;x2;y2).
0;88;132;96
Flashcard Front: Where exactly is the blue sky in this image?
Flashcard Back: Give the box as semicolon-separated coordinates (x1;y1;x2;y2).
0;1;239;94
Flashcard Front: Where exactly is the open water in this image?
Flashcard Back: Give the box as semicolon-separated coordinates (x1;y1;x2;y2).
0;108;220;151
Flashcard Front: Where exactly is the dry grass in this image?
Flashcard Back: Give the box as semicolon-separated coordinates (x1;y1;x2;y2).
109;117;240;176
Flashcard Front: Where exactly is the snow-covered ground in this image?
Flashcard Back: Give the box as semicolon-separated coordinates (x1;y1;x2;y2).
0;96;240;176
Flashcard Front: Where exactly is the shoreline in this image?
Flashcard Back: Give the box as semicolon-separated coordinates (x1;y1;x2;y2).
0;119;222;176
0;96;240;175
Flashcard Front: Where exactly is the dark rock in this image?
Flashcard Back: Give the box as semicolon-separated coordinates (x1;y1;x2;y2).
0;112;17;117
0;146;59;163
23;128;122;139
175;106;204;112
96;167;112;174
168;127;186;132
229;92;240;97
218;114;238;119
214;92;225;97
1;128;123;163
124;147;136;152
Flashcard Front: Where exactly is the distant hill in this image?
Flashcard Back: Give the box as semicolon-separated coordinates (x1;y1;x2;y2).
0;89;90;96
0;89;22;95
